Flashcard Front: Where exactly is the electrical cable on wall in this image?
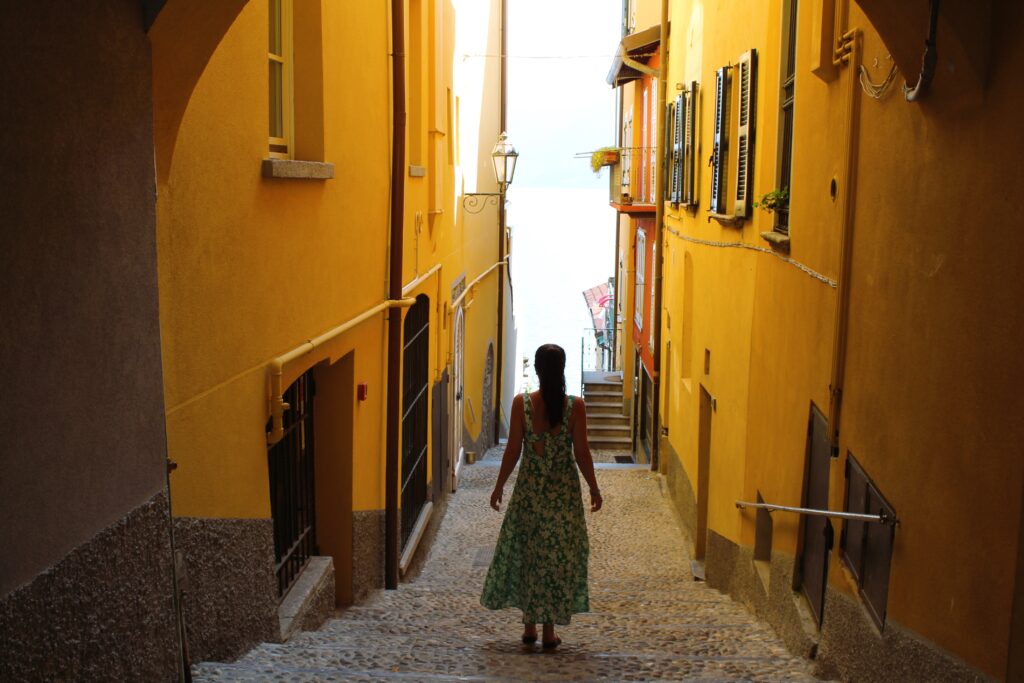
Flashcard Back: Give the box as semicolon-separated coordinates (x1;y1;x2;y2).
859;61;899;100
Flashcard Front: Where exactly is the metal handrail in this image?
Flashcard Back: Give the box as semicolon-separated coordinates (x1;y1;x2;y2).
735;500;895;525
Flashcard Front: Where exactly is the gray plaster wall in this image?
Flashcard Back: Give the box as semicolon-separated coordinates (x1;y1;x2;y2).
174;517;280;663
353;510;385;602
0;491;178;681
0;0;169;597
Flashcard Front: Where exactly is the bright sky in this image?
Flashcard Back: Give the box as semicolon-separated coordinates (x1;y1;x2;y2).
507;0;622;189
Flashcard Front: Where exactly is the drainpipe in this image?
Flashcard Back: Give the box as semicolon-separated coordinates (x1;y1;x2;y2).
827;19;861;453
650;0;668;472
385;0;407;590
493;0;508;442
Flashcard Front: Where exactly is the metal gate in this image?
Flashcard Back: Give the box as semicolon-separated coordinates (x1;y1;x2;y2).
266;369;317;597
401;295;430;547
795;404;833;626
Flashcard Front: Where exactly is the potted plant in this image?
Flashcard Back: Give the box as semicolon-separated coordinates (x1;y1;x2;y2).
753;187;789;213
590;146;620;174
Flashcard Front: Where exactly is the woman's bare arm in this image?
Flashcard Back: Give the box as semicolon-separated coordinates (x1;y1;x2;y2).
571;398;603;512
490;394;525;510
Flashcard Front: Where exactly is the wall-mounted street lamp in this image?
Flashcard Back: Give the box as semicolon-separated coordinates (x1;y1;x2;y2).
463;132;518;214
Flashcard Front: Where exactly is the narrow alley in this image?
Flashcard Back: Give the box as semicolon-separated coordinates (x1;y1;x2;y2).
192;447;818;682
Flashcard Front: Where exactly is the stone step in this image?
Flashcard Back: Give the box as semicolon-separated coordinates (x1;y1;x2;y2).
583;389;623;399
587;414;629;424
213;638;814;683
589;436;633;448
587;403;625;416
587;424;631;435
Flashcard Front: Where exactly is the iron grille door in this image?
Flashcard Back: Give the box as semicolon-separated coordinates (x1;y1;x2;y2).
266;369;317;597
796;405;833;627
401;295;430;547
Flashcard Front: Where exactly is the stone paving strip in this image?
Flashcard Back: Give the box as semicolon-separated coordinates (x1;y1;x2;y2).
193;446;822;682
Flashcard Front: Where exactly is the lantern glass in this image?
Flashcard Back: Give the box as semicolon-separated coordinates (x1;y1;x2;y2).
490;132;518;190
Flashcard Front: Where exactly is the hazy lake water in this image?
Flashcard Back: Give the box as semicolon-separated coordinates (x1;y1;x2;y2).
506;186;617;395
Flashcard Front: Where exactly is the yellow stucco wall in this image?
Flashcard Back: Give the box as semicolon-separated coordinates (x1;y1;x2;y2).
647;0;1024;676
156;0;501;525
157;0;393;519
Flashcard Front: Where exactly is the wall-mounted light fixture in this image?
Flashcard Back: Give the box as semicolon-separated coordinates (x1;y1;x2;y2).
463;132;518;214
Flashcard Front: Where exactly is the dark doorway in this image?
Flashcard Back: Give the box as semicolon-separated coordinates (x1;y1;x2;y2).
695;385;713;560
794;404;833;627
638;366;654;464
401;295;430;548
267;369;318;597
313;353;354;606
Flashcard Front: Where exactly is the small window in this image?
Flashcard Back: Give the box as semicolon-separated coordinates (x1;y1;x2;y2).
268;0;293;158
634;230;646;330
648;82;657;204
841;452;897;630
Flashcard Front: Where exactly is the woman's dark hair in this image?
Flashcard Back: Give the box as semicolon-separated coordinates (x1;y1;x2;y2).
534;344;567;426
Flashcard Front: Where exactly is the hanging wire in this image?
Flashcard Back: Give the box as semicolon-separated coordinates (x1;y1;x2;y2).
460;51;658;61
859;60;899;100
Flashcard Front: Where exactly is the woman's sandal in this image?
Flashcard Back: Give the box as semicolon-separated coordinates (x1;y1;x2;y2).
542;636;562;650
521;633;537;644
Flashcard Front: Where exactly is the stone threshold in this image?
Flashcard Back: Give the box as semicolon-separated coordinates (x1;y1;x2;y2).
278;556;333;641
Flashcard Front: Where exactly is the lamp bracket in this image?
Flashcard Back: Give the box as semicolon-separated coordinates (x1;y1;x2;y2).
462;193;503;214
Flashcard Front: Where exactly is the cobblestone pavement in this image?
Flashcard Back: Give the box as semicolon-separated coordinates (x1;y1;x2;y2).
193;446;821;682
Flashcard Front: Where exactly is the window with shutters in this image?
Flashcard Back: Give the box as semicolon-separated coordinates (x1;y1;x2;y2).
840;453;897;630
710;51;758;220
776;0;798;234
640;90;649;203
268;0;293;158
732;50;758;217
665;100;676;202
669;97;681;203
648;83;657;203
634;230;646;330
672;83;699;207
622;114;633;198
709;66;730;215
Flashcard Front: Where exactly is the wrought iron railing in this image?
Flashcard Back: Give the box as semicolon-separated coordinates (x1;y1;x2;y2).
267;370;318;597
580;327;621;393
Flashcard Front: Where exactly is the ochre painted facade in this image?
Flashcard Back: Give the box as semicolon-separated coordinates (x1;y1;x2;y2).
610;0;1024;679
150;0;507;657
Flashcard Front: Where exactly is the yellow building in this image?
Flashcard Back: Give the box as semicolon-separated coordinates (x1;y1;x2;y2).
149;0;509;663
608;0;1024;679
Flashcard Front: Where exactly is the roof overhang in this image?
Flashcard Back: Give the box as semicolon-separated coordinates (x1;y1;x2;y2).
606;24;661;88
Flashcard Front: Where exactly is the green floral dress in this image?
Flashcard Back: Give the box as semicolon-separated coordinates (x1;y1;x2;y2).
480;394;590;625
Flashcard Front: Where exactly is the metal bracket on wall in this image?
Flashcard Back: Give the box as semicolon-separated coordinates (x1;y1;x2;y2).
462;193;501;214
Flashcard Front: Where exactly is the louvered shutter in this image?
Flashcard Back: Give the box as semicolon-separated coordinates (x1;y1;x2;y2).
732;50;758;217
683;81;698;206
671;95;684;202
710;67;729;214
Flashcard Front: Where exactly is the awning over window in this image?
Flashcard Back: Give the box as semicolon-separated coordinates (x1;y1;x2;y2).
606;25;661;88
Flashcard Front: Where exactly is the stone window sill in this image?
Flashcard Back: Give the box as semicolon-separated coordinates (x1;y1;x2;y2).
262;158;334;180
707;212;744;227
759;230;791;252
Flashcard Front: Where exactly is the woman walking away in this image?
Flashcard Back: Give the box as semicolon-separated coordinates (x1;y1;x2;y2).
480;343;603;649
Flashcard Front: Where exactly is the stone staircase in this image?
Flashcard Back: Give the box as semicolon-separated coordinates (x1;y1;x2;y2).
582;371;631;453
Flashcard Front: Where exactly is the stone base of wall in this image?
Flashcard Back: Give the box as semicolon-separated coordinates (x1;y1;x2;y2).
660;438;697;544
703;529;988;682
0;490;179;682
352;510;384;602
174;517;279;664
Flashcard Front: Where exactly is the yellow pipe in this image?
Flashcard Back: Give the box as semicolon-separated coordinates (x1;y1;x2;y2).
267;297;416;445
402;262;442;297
450;258;507;310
